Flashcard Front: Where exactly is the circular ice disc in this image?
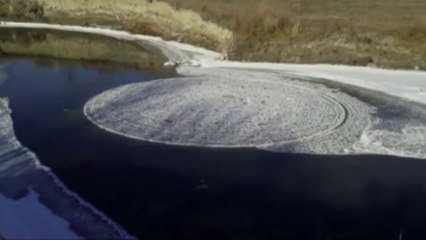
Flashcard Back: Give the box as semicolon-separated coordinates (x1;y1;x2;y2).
84;76;347;147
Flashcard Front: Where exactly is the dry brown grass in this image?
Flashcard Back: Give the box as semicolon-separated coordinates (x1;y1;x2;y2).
0;0;232;52
1;0;425;69
0;28;167;69
162;0;426;69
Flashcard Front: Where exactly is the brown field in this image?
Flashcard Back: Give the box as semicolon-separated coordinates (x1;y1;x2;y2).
0;0;231;52
1;0;425;69
163;0;426;69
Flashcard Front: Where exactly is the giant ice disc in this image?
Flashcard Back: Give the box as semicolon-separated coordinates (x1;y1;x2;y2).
84;74;360;148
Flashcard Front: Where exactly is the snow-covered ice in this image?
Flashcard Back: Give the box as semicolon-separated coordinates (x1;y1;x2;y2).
84;65;426;158
207;62;426;105
350;125;426;157
84;68;372;154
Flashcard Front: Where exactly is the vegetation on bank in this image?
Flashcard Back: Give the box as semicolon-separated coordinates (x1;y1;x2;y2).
163;0;426;69
1;0;425;69
0;0;231;53
0;28;167;70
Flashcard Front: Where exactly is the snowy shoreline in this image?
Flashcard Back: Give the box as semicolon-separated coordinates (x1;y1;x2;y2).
2;22;425;105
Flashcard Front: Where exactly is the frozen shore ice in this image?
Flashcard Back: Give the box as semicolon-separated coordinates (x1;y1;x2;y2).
0;92;132;237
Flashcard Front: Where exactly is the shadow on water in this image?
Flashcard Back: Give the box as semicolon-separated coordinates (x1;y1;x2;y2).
1;30;426;240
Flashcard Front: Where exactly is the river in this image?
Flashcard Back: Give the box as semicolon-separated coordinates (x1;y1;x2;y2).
1;28;426;240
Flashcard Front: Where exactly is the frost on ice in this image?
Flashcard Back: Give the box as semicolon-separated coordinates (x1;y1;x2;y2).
85;66;426;159
85;69;372;153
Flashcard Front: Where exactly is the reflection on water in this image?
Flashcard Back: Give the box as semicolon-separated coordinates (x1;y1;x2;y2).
0;28;167;70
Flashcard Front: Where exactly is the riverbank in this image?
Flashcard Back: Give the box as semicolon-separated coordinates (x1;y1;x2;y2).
0;0;232;54
1;0;425;69
2;0;426;69
0;27;167;70
2;22;425;106
163;0;426;69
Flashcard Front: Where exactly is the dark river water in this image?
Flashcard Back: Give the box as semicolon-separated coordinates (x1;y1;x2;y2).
1;31;426;240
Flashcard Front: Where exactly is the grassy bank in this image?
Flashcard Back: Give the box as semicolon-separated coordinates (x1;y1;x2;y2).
1;0;424;69
0;0;232;52
163;0;426;69
0;28;168;70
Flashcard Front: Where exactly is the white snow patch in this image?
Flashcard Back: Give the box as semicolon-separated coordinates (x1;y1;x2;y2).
0;188;80;239
348;121;426;159
206;61;426;105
